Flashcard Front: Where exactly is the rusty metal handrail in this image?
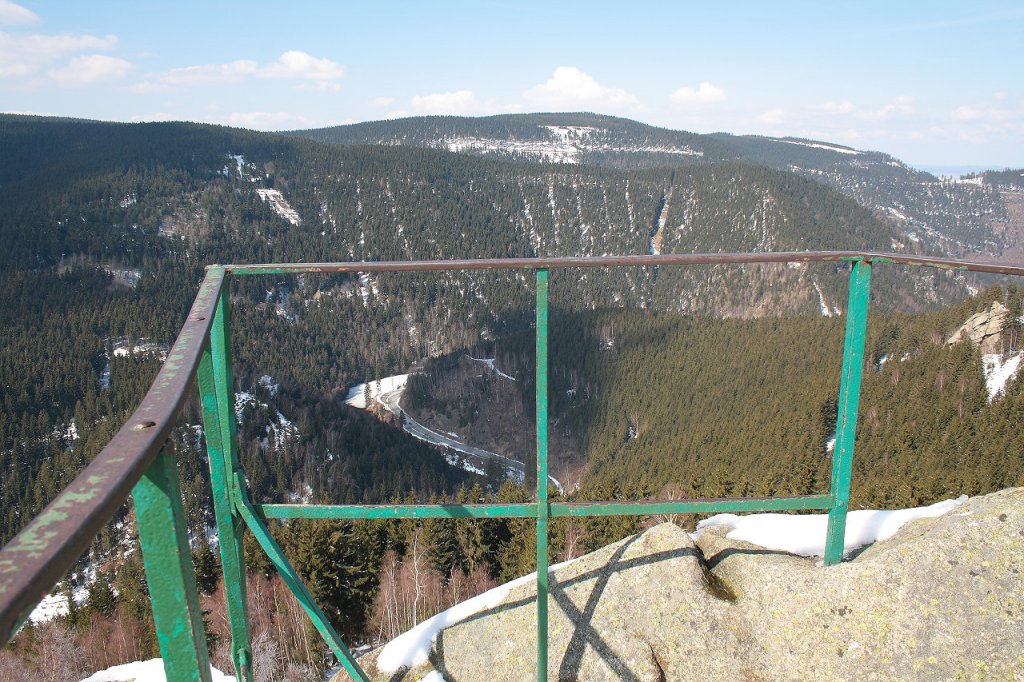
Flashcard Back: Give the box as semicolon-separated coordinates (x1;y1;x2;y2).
0;267;225;641
223;251;1024;276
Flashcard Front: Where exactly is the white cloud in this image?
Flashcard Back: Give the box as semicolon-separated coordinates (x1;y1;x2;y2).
952;105;985;122
411;90;485;115
1;108;55;116
226;111;298;129
370;96;395;107
669;81;725;105
821;100;855;114
860;96;914;121
295;81;341;93
259;50;343;81
385;109;411;119
158;60;258;87
48;54;132;86
757;108;786;125
950;104;1019;123
129;112;178;123
140;51;344;90
0;0;37;25
994;91;1009;101
0;32;118;78
524;66;639;110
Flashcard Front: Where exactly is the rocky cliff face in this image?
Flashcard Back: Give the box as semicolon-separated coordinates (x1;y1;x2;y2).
357;488;1024;681
946;300;1011;353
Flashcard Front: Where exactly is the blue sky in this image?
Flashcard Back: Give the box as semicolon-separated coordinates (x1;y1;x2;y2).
1;0;1021;168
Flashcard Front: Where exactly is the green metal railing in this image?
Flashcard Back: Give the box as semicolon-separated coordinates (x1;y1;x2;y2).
3;252;1023;682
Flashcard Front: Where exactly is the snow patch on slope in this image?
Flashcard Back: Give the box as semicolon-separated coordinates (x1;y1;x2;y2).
465;355;516;381
982;352;1024;400
440;125;703;164
255;188;301;225
775;138;861;155
344;374;409;409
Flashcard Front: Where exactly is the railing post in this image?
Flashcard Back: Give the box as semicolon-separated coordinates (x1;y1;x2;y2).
204;276;256;682
535;268;550;682
824;259;872;565
134;448;213;682
200;308;254;682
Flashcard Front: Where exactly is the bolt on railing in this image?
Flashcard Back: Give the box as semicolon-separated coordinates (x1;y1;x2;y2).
3;252;1023;682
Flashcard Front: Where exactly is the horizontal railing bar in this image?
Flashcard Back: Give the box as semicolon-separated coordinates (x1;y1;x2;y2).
258;503;539;519
256;495;833;520
0;267;226;642
222;251;1024;277
551;494;834;517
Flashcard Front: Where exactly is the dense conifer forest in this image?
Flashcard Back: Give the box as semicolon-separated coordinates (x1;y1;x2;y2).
1;114;1021;679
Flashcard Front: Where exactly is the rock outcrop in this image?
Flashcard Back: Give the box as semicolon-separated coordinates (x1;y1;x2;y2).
357;489;1024;681
947;301;1010;353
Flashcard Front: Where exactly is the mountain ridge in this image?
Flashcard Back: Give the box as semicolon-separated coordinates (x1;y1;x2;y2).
286;112;1018;262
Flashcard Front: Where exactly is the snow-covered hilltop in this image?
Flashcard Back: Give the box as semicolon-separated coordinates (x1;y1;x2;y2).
441;125;702;164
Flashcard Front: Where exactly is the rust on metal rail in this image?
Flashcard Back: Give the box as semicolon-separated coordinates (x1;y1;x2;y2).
0;267;226;641
223;251;1024;277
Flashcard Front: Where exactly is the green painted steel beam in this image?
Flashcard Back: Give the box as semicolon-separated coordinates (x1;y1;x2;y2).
197;341;253;682
824;260;872;565
133;450;213;682
551;494;834;518
258;503;538;519
535;269;550;682
231;473;370;682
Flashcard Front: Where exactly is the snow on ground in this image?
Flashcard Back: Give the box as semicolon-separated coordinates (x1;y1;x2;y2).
876;353;889;372
775;138;861;155
982;352;1023;400
441;132;702;164
419;672;448;682
377;557;578;674
102;266;142;288
111;338;168;360
951;176;984;187
344;374;409;409
255;188;301;225
80;658;234;682
542;125;598;142
28;589;79;624
811;281;839;317
235;391;257;423
465;355;516;381
258;373;279;397
695;495;967;558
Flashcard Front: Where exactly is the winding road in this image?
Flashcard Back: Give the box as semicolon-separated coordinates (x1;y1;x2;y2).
377;386;563;492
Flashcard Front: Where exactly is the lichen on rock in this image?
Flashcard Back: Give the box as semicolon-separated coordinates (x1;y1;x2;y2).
355;488;1024;681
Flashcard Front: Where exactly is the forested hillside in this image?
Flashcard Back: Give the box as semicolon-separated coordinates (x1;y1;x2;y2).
292;112;1017;260
0;113;996;547
406;284;1024;511
2;114;1021;679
